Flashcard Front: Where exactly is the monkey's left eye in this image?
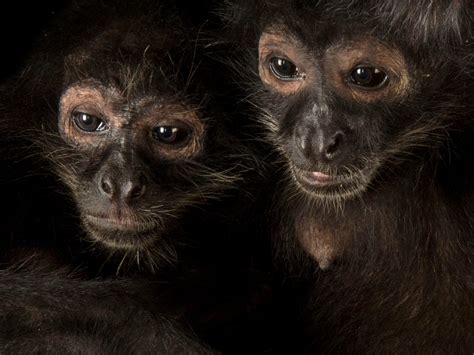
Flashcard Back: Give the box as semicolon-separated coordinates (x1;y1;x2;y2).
269;57;302;81
152;125;192;146
349;66;388;89
72;112;107;132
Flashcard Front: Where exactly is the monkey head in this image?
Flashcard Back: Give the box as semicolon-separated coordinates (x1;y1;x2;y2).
228;0;473;205
26;7;243;264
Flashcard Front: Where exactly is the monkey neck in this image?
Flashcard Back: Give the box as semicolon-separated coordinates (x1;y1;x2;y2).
291;157;472;272
287;159;473;352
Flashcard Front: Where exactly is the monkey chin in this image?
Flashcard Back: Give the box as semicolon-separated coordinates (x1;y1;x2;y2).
82;217;161;251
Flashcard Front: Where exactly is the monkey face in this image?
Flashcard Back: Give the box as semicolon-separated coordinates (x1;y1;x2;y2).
24;17;247;270
257;28;414;201
55;79;210;252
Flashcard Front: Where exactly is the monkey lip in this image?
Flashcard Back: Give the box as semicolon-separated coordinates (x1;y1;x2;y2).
294;168;340;187
82;212;162;251
84;214;155;233
308;171;335;185
291;165;367;192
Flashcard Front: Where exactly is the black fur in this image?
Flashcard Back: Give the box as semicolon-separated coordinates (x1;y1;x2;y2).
225;0;474;352
0;267;211;354
0;0;271;352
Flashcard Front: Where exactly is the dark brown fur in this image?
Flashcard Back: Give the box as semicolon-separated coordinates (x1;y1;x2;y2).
0;0;270;352
224;0;474;352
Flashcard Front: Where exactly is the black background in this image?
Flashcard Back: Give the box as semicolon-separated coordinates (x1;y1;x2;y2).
0;1;66;82
0;0;213;82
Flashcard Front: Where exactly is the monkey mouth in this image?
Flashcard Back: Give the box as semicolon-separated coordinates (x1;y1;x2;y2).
290;165;372;200
297;170;338;186
83;214;159;250
84;214;155;232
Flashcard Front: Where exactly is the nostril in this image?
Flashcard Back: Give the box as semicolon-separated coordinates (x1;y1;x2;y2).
325;131;344;158
126;174;147;201
99;175;114;197
129;184;146;200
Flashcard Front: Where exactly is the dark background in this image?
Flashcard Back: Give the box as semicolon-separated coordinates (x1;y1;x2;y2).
0;0;214;82
0;1;67;82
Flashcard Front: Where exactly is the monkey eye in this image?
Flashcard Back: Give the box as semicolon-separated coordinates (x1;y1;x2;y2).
269;57;302;81
152;125;192;146
349;66;388;89
72;112;107;132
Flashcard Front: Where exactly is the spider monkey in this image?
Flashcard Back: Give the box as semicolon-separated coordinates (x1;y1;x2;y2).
1;0;242;271
0;0;271;352
225;0;474;352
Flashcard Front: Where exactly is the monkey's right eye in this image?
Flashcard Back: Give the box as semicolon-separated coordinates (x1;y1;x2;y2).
269;57;301;81
72;112;107;132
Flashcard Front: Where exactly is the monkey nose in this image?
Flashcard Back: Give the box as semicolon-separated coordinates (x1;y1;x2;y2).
98;172;148;203
295;129;346;164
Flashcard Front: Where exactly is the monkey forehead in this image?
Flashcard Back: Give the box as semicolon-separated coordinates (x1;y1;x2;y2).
261;25;403;61
60;82;107;103
60;80;152;108
260;25;300;44
326;37;403;60
259;27;311;64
